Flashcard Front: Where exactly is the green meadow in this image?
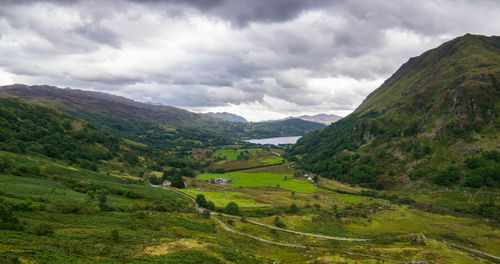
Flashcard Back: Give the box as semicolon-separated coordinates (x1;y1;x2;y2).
198;172;316;192
213;148;261;160
179;189;269;207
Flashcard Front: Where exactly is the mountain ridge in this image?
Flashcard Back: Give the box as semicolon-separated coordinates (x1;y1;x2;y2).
289;34;500;189
287;114;343;125
0;84;325;150
206;112;248;123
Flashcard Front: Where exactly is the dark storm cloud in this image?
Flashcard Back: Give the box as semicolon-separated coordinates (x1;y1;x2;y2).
0;0;499;120
2;0;332;25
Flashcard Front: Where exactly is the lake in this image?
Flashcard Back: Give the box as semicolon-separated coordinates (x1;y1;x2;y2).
245;136;301;145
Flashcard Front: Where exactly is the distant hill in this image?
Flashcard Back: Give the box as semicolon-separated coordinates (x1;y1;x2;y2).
207;112;247;123
0;85;324;150
0;84;200;123
288;114;342;125
289;34;500;190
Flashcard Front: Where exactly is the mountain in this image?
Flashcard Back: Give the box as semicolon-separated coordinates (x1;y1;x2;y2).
0;85;324;150
289;34;500;189
288;114;343;125
0;84;200;123
206;112;247;122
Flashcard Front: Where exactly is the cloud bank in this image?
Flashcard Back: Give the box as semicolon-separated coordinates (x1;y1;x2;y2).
0;0;499;120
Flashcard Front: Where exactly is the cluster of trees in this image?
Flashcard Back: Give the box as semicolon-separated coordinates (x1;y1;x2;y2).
0;198;23;231
194;195;240;216
475;198;499;219
148;167;198;188
302;152;382;189
0;98;122;171
434;166;461;186
464;150;500;188
236;150;250;161
430;150;500;188
196;194;215;210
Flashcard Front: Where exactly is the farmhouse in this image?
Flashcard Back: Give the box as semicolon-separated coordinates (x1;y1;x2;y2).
214;178;232;184
162;180;171;187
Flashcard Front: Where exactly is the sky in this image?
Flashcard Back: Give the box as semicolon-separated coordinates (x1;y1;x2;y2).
0;0;499;121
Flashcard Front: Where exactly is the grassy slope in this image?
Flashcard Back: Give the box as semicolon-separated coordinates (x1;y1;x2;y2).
290;34;500;189
1;150;499;263
0;84;325;151
179;189;269;207
213;148;262;160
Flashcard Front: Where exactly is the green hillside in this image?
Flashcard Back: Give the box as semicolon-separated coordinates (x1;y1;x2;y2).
289;34;500;190
0;84;323;150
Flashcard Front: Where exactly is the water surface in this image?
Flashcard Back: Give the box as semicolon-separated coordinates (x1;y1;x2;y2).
245;136;301;145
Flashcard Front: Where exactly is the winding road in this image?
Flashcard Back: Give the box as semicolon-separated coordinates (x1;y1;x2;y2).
150;181;370;242
149;180;500;263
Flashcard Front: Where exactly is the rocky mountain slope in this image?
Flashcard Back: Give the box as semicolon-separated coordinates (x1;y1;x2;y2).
289;34;500;189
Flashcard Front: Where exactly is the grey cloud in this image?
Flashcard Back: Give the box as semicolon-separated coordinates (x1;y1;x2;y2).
73;22;121;48
0;0;499;120
2;0;333;26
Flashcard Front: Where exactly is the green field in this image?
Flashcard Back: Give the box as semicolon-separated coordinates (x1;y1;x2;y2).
258;155;284;165
213;148;261;160
198;172;317;192
278;179;317;193
179;189;269;207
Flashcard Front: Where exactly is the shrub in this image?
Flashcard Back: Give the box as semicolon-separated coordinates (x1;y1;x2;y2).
224;202;239;215
465;174;483;188
0;156;13;173
0;201;22;231
96;190;107;206
68;239;84;254
51;198;79;214
196;194;208;208
273;217;286;228
410;167;427;180
434;166;460;186
202;210;211;219
110;229;120;242
32;222;54;236
287;203;298;213
206;201;215;210
482;206;498;219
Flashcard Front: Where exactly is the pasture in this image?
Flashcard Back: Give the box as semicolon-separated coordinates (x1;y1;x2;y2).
179;189;270;207
213;148;261;160
198;172;317;192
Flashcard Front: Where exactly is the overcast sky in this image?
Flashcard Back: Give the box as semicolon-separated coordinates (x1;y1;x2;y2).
0;0;499;121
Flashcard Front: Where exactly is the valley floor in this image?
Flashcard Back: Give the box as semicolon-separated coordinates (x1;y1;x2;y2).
1;148;499;263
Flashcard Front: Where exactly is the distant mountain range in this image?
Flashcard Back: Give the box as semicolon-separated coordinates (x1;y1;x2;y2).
288;114;343;125
206;112;248;123
206;111;342;125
